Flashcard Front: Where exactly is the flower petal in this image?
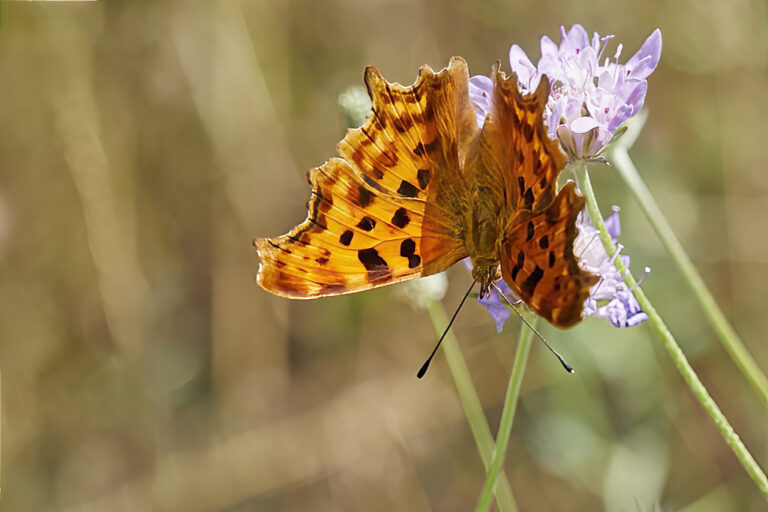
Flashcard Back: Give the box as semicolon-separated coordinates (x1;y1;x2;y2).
570;116;602;133
478;289;512;333
626;311;649;327
626;29;662;79
540;35;558;58
604;206;621;240
509;44;538;89
469;75;494;127
469;74;494;91
606;82;646;131
563;24;589;51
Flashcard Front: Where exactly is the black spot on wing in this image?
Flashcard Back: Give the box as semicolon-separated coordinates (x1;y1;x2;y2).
423;103;435;122
357;185;375;207
526;221;534;241
400;238;416;256
357;216;376;231
392;208;410;229
413;139;439;158
340;230;353;246
358;248;391;280
399;238;421;269
549;251;556;268
417;169;431;189
539;235;549;249
546;206;560;225
523;123;534;143
358;248;388;270
397;180;420;198
510;250;526;282
521;265;544;298
523;187;534;210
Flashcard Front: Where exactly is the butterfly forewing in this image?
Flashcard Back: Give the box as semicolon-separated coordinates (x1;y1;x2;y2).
255;58;476;298
474;66;567;218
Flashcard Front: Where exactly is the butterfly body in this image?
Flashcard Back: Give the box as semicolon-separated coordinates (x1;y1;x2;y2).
255;57;597;327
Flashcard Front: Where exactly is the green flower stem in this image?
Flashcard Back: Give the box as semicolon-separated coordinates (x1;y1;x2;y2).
609;145;768;408
475;314;536;512
573;161;768;500
426;301;519;512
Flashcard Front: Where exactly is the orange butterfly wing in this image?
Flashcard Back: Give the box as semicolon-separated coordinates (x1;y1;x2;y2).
473;65;566;218
476;66;598;326
254;57;477;298
501;182;598;326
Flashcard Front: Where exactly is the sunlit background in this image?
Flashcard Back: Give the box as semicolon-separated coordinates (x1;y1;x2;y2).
1;1;768;510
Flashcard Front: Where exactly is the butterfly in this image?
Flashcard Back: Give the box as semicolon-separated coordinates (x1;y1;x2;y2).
254;56;598;327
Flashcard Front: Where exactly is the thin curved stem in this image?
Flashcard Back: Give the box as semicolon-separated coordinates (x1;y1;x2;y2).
608;145;768;408
475;314;536;512
572;160;768;500
426;301;519;512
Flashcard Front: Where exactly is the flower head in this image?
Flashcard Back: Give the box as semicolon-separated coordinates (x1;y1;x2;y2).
469;25;661;159
574;207;648;328
474;207;648;330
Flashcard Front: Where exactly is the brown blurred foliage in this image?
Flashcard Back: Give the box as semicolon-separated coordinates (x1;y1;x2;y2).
1;1;767;510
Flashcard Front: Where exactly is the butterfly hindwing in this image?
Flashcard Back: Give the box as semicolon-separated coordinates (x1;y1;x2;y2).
500;182;599;326
255;59;476;298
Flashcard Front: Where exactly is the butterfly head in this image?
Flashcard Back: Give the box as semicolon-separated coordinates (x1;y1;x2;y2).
470;261;502;298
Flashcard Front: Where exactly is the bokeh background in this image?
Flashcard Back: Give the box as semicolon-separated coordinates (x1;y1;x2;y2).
1;1;767;510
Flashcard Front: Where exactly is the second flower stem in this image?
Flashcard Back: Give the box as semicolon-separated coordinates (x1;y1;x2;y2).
609;145;768;408
475;313;536;512
573;160;768;500
426;301;519;512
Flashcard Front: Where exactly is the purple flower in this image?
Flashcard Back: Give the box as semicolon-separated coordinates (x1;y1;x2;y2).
474;207;648;330
574;207;649;328
468;75;494;128
469;25;662;159
463;258;516;332
478;278;517;333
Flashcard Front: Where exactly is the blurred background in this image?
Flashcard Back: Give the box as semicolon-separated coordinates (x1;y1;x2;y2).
1;1;767;510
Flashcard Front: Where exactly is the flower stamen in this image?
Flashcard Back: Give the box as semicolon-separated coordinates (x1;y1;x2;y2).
630;266;652;290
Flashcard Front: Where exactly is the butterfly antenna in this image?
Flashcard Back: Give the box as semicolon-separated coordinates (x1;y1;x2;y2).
417;280;476;379
490;282;575;374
